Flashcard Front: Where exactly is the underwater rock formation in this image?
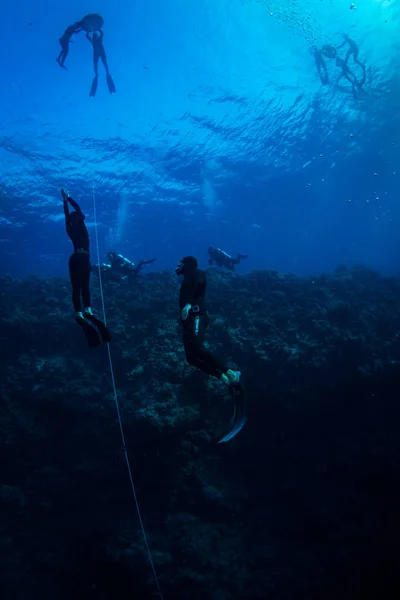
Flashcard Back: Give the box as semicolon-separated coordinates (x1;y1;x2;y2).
1;266;400;599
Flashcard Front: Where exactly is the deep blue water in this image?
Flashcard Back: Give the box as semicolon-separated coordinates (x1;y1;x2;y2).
0;0;399;278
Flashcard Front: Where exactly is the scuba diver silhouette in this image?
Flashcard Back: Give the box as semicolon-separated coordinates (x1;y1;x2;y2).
208;247;248;271
310;46;329;85
56;21;83;69
86;30;116;97
92;253;156;282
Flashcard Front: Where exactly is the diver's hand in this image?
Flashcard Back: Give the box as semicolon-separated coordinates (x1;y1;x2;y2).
61;188;69;201
181;304;192;321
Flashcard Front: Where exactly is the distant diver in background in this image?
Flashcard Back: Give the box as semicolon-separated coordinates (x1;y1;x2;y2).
176;256;247;443
93;253;156;281
86;30;116;97
310;47;329;85
208;247;248;271
56;21;83;69
62;189;111;348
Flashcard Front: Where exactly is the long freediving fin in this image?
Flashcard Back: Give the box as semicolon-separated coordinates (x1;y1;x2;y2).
83;312;111;343
217;381;247;444
76;316;101;348
89;75;98;97
106;73;116;94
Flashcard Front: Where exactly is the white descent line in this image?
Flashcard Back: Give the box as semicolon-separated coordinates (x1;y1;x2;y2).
91;180;164;599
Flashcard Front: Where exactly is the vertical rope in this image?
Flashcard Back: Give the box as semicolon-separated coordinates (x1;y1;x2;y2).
91;181;164;600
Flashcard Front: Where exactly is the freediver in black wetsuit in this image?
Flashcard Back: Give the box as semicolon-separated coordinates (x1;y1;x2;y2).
86;30;116;97
337;34;366;88
56;21;83;69
62;189;111;347
176;256;246;443
208;247;248;272
310;47;329;85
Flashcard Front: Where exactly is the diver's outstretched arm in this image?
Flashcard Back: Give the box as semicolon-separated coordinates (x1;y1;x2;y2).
61;189;84;217
63;199;69;218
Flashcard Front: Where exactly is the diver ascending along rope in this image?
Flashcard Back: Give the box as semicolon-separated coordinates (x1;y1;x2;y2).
56;13;116;96
176;256;247;443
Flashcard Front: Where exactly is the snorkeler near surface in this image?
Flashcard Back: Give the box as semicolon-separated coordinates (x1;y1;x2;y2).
313;39;366;96
310;46;329;85
208;247;248;271
337;34;366;88
56;21;83;69
337;34;365;69
56;14;104;70
62;189;111;348
86;29;116;97
92;253;156;281
176;256;247;443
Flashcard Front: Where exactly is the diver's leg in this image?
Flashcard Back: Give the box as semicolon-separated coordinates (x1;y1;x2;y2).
183;315;228;379
68;254;82;315
62;47;69;65
82;256;111;343
89;55;99;96
316;64;324;84
358;64;366;87
100;51;109;74
103;53;116;93
81;255;92;312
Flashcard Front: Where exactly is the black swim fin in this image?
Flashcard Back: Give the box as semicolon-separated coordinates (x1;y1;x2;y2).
83;312;111;343
217;381;247;444
76;316;101;348
106;73;116;94
89;76;98;97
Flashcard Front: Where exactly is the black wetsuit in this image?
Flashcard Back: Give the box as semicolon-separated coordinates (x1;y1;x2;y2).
179;268;227;378
86;30;116;96
57;21;83;68
313;48;329;85
64;197;91;312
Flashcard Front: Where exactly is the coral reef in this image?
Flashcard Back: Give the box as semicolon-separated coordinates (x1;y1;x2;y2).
1;266;400;599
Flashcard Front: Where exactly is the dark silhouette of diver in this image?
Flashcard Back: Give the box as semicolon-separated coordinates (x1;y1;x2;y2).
176;256;246;443
337;34;366;87
92;253;156;281
86;30;116;97
336;57;363;99
208;247;248;271
56;21;83;69
311;47;329;85
62;189;111;348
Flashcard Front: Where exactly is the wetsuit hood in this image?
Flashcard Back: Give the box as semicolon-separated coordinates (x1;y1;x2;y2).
176;256;198;276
